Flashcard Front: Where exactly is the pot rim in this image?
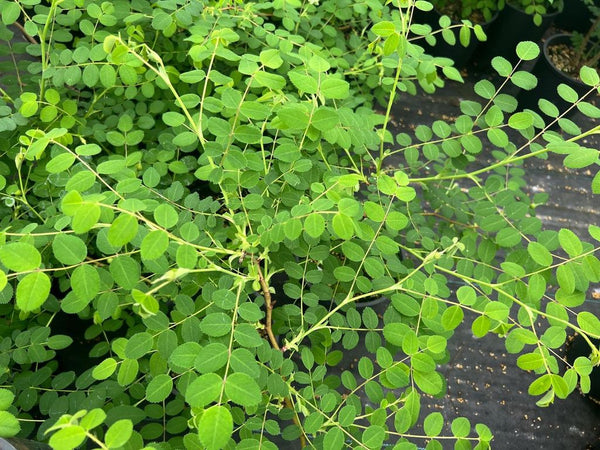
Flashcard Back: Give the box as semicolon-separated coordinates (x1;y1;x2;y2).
506;0;562;17
433;5;500;26
543;33;590;89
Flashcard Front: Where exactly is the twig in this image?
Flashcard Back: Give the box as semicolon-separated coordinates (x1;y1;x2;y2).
255;259;280;351
254;258;307;448
13;22;37;45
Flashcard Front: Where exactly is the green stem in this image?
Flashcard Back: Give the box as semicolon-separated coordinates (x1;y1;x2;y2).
410;123;600;183
377;34;407;175
39;0;61;100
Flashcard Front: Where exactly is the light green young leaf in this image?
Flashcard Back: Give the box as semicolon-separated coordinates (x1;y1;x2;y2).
424;412;444;437
117;359;138;386
254;71;286;90
0;242;41;272
1;3;20;25
141;230;169;260
80;409;107;431
108;214;139;247
527;241;553;266
320;78;349;99
71;264;100;302
48;426;86;450
92;358;117;380
451;417;470;438
515;41;540;60
508;111;534;130
154;204;179;229
304;213;325;238
577;311;600;338
198;405;233;450
16;272;51;312
371;21;395;37
288;72;318;94
558;228;583;257
109;256;140;290
0;389;14;411
332;213;354;240
105;419;133;449
0;410;20;437
46;153;76;174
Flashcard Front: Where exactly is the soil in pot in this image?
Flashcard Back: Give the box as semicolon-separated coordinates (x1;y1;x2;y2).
517;34;594;118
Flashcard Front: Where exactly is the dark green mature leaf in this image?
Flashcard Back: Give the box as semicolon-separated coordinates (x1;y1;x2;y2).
234;323;263;347
323;428;344;450
225;373;262;406
169;342;202;371
186;373;222;408
52;234;87;265
201;313;232;337
146;374;173;403
125;332;154;359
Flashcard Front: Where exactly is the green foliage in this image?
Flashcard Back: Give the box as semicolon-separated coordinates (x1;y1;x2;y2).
431;0;504;22
509;0;563;25
570;3;600;71
0;0;599;448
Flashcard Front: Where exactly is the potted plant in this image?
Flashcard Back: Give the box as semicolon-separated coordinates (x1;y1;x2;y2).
555;0;599;32
0;1;599;450
412;0;500;68
518;6;600;116
480;0;563;64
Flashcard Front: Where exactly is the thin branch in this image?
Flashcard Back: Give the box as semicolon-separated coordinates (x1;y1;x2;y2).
13;22;37;45
254;258;307;448
254;258;280;351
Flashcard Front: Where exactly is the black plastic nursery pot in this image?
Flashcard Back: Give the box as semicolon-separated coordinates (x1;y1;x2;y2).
478;2;560;66
566;333;600;405
517;33;591;118
412;7;498;69
554;0;599;33
0;438;52;449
